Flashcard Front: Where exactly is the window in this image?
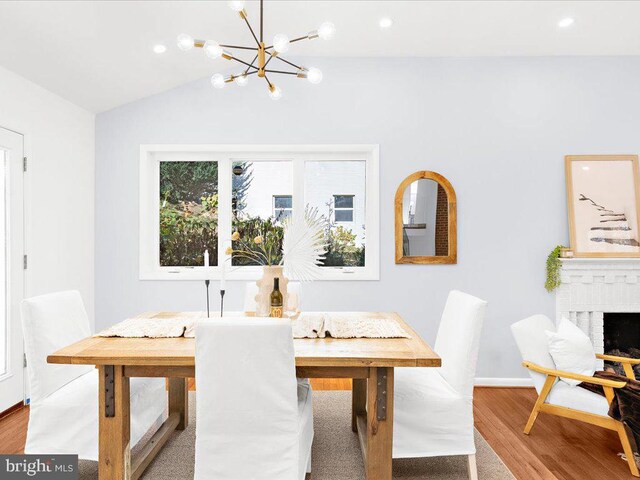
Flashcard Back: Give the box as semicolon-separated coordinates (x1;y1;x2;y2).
273;195;293;222
140;145;379;280
231;161;292;266
304;161;366;268
334;195;354;223
159;160;218;267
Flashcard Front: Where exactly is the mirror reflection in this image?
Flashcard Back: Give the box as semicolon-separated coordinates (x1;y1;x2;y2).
401;179;449;257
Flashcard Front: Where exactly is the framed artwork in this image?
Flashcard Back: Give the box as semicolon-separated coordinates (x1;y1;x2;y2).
565;155;640;257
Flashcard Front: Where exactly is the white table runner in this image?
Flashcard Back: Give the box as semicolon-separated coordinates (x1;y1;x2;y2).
95;313;410;339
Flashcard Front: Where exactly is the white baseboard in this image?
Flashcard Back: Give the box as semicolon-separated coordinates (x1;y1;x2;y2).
474;377;534;387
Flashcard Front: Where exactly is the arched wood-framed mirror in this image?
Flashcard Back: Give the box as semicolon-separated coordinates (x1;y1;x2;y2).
395;171;457;264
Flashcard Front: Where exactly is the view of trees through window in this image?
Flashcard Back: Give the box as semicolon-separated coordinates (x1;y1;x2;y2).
159;161;218;266
159;160;365;268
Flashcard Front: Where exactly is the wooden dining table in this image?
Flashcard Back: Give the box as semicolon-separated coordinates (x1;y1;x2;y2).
47;311;441;480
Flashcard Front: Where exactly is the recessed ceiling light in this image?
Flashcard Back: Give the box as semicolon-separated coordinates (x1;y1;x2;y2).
558;17;574;28
379;17;393;29
153;44;167;54
582;166;590;171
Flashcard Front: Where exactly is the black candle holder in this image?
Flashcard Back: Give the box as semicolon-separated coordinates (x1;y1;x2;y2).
205;280;210;318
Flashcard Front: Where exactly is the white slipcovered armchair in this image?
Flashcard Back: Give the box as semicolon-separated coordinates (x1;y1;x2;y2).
21;290;167;460
195;318;313;480
393;290;488;479
512;314;640;477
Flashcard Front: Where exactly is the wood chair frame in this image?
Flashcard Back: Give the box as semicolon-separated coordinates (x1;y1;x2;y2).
523;354;640;477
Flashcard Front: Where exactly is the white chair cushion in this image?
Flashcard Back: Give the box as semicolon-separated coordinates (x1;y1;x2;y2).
21;291;94;403
546;380;609;417
546;318;596;386
25;369;167;461
394;367;474;458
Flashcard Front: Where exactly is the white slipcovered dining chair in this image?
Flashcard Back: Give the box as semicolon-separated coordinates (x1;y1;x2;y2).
512;314;640;477
195;318;313;480
20;290;167;460
393;290;488;479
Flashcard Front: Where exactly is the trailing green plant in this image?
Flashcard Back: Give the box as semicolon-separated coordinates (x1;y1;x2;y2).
545;245;564;292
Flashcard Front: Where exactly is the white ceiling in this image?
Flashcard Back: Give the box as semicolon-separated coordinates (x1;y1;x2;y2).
1;1;640;113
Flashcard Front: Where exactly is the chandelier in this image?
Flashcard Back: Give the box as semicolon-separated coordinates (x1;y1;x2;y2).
176;0;335;100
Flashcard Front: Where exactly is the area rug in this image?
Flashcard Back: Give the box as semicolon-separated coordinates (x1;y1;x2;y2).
79;391;514;479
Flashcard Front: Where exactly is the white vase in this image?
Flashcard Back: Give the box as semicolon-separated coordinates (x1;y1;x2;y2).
255;265;289;317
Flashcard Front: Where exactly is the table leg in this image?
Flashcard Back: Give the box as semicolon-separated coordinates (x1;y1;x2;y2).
168;377;189;430
99;365;131;480
352;378;367;432
365;367;394;480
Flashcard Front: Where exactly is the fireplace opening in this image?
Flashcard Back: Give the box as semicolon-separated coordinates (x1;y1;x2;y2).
603;312;640;378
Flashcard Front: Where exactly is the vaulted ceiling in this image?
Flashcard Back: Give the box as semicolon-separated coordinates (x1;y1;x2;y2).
1;1;639;112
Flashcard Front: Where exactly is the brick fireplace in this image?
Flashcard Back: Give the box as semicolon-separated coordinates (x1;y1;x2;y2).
556;258;640;369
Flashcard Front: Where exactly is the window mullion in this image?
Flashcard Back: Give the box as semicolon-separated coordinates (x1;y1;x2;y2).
292;157;305;221
217;157;232;269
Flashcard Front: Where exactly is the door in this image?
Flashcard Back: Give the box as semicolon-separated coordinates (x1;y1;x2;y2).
0;127;25;412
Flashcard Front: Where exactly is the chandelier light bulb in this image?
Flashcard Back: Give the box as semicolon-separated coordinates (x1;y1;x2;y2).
235;74;249;86
268;85;282;100
558;17;575;28
177;34;195;51
228;1;246;12
211;73;226;89
272;34;290;53
317;22;336;40
204;41;223;59
306;67;323;84
379;17;393;29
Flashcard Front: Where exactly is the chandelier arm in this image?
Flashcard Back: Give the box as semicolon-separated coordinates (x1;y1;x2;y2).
242;16;261;47
220;44;259;51
264;69;298;76
290;35;311;43
229;56;258;69
264;74;273;88
273;56;303;70
264;34;309;50
244;54;259;74
263;55;275;69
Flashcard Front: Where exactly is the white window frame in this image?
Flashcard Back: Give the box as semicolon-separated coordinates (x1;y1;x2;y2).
272;194;293;222
140;144;379;281
333;194;355;223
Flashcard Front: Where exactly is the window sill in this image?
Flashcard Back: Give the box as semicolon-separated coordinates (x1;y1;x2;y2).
140;265;379;281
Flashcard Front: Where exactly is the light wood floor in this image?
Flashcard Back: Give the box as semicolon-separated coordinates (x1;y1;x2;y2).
474;387;635;480
0;385;635;479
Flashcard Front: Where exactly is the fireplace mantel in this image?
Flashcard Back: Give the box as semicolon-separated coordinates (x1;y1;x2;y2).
556;257;640;366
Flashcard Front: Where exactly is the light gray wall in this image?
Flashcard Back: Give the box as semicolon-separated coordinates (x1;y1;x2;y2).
95;56;640;379
0;65;95;326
